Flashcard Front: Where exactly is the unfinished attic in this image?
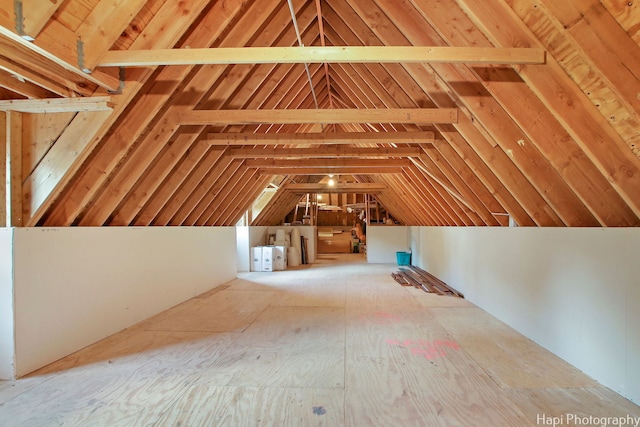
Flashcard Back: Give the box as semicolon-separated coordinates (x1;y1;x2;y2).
0;0;639;425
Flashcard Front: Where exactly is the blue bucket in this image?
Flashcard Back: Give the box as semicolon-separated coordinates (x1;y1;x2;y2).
396;251;411;266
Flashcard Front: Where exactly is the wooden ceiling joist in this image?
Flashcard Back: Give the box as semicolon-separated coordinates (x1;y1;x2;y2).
96;46;546;67
282;183;387;194
208;131;435;145
245;159;411;168
0;96;114;113
229;146;421;158
257;167;403;175
181;109;457;125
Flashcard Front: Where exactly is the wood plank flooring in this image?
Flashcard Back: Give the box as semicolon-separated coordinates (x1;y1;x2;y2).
1;253;638;426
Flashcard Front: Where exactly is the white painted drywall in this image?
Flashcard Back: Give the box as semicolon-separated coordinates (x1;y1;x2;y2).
249;226;269;248
12;226;236;376
408;226;421;256
0;228;14;380
366;226;410;264
414;227;640;404
236;226;250;272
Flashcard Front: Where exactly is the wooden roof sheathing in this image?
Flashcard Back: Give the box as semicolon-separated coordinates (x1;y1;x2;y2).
0;0;638;227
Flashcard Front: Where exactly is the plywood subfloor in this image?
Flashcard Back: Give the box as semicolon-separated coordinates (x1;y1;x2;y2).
1;253;638;426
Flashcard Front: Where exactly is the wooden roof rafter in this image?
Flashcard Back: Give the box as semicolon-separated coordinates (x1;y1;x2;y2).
349;0;596;226
64;0;297;227
31;0;219;227
326;0;550;226
3;0;637;228
453;0;640;218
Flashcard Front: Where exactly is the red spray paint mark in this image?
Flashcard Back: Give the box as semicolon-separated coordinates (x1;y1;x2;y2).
386;339;460;360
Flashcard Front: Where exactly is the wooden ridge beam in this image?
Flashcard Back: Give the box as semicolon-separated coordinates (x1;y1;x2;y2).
282;183;387;193
257;167;403;175
182;109;457;125
228;146;421;158
208;130;435;145
0;96;113;113
97;46;546;67
245;158;411;168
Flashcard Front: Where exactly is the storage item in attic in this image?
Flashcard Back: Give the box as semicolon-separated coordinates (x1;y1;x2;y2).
287;246;300;267
396;251;411;266
300;236;307;264
261;246;274;272
303;237;309;264
291;228;302;265
251;247;262;272
273;246;287;271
